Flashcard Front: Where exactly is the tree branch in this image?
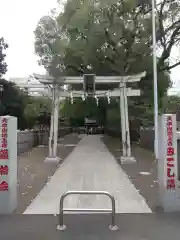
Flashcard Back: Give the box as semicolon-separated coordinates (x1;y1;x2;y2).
158;25;180;68
66;64;84;74
137;2;162;15
160;60;180;72
165;19;180;35
123;10;141;73
157;0;167;48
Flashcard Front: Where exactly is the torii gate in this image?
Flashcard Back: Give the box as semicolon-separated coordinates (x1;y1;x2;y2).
31;72;146;163
14;73;146;162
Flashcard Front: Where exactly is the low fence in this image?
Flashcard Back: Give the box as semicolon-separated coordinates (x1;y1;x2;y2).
139;128;154;151
17;127;72;156
104;127;121;138
140;129;180;161
17;130;38;155
140;121;180;151
140;128;180;181
104;127;140;142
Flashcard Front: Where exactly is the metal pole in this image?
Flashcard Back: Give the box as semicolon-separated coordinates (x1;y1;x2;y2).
57;191;118;231
152;0;159;159
59;194;65;228
111;196;116;227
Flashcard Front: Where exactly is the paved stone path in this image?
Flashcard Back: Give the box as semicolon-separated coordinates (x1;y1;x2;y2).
15;133;81;213
24;135;151;214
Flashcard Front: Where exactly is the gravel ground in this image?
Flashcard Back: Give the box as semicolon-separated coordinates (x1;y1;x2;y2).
103;135;158;212
15;133;81;213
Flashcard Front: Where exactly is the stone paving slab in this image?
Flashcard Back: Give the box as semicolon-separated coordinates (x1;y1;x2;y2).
24;135;151;214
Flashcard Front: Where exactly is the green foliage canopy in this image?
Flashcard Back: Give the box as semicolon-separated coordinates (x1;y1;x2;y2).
34;0;180;125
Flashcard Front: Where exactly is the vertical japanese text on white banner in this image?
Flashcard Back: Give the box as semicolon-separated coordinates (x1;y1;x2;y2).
166;116;176;190
0;117;8;191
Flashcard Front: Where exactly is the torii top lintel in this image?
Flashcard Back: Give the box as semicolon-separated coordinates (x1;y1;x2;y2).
33;72;146;85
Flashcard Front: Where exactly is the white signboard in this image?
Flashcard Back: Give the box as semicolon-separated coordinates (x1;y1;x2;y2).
158;114;180;211
0;116;17;213
165;115;177;190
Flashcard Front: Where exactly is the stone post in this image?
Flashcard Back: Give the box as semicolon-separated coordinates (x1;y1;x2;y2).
158;114;180;211
0;116;17;213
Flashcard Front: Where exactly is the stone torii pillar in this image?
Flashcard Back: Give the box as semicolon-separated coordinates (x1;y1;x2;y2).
119;83;134;163
48;85;55;158
45;83;61;163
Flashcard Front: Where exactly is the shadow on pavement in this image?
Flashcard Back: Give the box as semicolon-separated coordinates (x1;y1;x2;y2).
0;214;180;240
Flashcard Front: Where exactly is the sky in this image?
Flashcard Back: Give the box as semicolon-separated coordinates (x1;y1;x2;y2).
170;47;180;88
0;0;60;79
0;0;180;88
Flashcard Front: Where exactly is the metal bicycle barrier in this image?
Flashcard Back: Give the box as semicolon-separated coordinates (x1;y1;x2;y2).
57;191;118;231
